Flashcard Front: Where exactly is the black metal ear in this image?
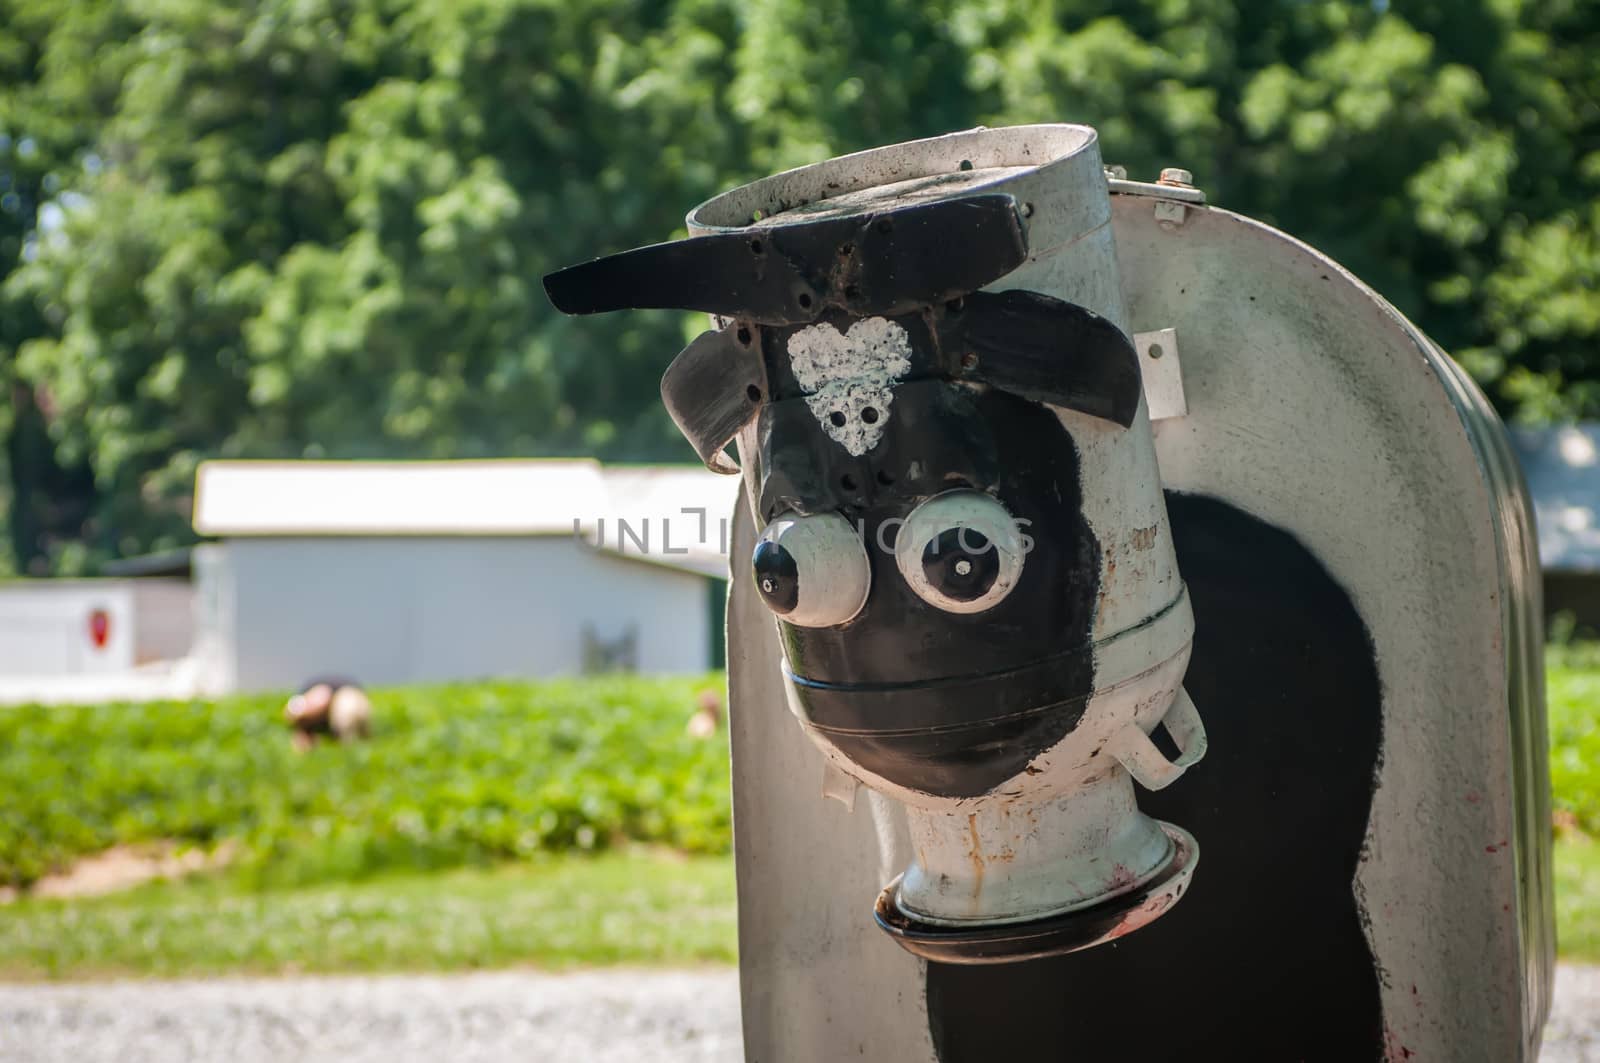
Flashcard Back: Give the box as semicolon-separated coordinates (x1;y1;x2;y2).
661;326;768;473
952;290;1143;428
544;194;1029;325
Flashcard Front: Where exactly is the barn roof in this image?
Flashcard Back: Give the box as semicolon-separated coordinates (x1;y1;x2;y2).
192;459;741;578
1511;424;1600;574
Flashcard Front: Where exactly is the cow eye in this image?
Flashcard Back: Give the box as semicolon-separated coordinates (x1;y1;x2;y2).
752;512;870;627
895;491;1024;614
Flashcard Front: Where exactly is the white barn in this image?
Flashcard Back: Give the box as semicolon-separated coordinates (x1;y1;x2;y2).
190;459;739;693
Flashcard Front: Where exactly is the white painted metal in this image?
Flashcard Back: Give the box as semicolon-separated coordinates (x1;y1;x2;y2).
1134;327;1186;421
786;317;913;457
755;514;870;627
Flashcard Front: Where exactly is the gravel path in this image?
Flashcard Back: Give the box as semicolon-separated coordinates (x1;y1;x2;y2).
0;969;742;1063
1;964;1595;1061
1546;964;1600;1063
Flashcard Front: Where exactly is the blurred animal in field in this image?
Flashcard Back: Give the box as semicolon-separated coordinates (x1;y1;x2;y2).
284;677;372;751
687;688;723;739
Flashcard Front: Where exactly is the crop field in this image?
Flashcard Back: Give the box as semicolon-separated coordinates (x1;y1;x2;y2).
0;659;1595;976
1550;645;1600;839
0;675;731;890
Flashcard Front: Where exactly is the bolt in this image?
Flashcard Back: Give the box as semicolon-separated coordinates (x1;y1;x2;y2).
1158;167;1194;187
1104;164;1128;181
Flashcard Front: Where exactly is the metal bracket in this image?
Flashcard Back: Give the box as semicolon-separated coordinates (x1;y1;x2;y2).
1106;167;1205;228
1134;327;1186;420
822;761;861;810
1104;169;1207;206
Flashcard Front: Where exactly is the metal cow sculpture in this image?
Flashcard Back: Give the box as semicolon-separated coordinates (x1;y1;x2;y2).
546;124;1554;1062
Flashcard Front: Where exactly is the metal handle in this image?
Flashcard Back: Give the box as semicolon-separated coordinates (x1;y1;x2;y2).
1108;687;1207;791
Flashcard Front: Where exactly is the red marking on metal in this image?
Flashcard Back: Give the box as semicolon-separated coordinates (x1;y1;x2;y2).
87;609;110;650
1465;791;1480;804
1383;1026;1416;1060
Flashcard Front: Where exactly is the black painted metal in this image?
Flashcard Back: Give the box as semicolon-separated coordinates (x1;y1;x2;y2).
953;290;1141;428
924;493;1384;1061
659;326;767;474
751;539;801;615
768;391;1099;799
544;192;1143;800
542;194;1027;323
920;528;999;603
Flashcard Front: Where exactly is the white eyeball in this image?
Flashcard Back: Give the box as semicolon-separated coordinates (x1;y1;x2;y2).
752;512;870;627
894;490;1024;614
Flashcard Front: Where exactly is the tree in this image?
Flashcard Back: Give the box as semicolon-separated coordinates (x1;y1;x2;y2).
2;0;1597;572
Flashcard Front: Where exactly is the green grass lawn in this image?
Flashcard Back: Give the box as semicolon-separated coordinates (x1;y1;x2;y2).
1556;835;1600;963
5;840;1592;978
1548;647;1600;960
0;657;1596;979
0;676;732;891
0;850;737;980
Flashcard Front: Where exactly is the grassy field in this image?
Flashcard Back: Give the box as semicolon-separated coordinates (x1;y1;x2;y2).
1549;644;1600;838
1556;836;1600;962
1549;645;1600;960
0;676;731;889
0;850;737;980
0;658;1595;978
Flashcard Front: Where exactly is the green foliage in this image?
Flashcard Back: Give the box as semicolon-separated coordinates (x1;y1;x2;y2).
1556;834;1600;962
0;674;732;889
1548;644;1600;836
0;852;737;977
1;0;1598;570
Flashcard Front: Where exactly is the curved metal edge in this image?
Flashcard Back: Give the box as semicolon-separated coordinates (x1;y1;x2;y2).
1403;333;1555;1058
872;822;1197;965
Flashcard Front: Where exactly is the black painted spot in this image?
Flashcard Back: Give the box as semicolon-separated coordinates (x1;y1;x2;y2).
751;539;800;615
773;390;1099;798
920;529;999;604
925;492;1384;1062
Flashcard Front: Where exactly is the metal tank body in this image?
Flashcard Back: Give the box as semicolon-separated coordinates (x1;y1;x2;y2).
546;124;1554;1061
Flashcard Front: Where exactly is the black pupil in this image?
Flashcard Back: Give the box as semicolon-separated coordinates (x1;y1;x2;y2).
920;528;999;603
752;540;801;614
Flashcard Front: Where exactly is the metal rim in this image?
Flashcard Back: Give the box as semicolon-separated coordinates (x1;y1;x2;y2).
872;821;1197;966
